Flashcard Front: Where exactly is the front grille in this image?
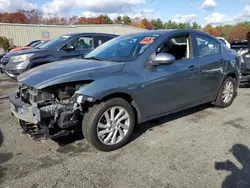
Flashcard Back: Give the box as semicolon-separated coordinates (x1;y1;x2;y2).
1;57;10;65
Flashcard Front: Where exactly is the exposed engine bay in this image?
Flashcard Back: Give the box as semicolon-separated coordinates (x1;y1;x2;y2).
10;81;93;139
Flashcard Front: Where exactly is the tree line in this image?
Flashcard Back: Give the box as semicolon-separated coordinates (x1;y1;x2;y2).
0;9;249;42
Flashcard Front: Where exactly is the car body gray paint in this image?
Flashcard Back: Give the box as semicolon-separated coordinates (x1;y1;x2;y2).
17;30;241;123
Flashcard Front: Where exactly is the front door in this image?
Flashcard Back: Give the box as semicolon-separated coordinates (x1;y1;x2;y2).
138;34;199;118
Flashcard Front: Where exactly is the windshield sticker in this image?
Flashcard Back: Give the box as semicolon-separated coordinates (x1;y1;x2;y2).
140;37;155;45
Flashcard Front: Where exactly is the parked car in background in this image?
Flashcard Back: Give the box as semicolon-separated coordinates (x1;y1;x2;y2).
1;40;51;72
230;40;248;52
217;37;230;49
10;40;50;52
9;30;240;151
0;52;6;73
26;40;42;47
236;32;250;84
2;33;117;79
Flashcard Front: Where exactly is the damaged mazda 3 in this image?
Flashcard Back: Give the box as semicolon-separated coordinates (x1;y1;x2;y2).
9;30;240;151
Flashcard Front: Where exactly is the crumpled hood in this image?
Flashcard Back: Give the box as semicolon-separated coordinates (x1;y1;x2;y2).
18;59;124;89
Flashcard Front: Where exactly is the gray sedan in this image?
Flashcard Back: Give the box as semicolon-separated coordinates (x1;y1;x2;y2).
9;30;241;151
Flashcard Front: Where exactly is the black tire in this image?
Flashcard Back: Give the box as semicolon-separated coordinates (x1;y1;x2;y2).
214;77;236;108
82;98;135;151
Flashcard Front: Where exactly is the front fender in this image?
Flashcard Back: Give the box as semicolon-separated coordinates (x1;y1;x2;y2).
75;72;143;100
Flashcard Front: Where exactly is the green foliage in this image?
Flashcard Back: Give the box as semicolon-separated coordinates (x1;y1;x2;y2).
163;21;201;30
115;16;131;24
164;20;178;29
122;16;131;24
151;18;163;30
0;36;10;52
116;16;122;23
191;22;201;30
101;15;113;24
178;23;191;29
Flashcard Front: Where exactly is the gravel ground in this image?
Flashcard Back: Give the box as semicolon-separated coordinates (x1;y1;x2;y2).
0;73;250;188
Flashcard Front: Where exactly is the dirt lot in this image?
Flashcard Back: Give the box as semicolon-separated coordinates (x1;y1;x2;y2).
0;73;250;188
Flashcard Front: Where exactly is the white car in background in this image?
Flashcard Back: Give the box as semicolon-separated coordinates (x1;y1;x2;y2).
217;37;231;49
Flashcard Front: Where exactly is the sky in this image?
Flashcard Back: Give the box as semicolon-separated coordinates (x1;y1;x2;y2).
0;0;250;26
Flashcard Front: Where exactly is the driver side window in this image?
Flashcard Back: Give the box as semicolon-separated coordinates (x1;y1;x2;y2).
156;35;191;60
63;36;93;50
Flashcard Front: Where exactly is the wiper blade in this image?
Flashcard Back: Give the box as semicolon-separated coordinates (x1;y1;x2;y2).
84;57;104;61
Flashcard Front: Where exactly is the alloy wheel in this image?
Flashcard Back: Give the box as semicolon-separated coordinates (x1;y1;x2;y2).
222;80;234;104
97;106;130;145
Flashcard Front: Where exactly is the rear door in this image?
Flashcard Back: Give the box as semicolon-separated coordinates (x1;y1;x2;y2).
58;35;94;60
193;34;227;103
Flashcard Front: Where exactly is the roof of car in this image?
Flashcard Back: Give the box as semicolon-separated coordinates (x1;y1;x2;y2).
123;29;211;38
64;33;118;37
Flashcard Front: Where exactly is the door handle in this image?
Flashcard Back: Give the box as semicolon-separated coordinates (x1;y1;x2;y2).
188;65;197;71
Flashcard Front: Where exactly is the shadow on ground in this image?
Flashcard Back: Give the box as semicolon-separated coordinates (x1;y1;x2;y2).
0;129;14;183
215;144;250;188
53;103;212;148
131;103;212;142
53;132;84;147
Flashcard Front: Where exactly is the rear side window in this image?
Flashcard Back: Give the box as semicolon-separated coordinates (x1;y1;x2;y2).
195;35;220;56
94;36;113;47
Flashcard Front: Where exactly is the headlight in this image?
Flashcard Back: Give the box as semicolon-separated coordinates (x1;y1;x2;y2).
10;54;34;63
76;95;96;103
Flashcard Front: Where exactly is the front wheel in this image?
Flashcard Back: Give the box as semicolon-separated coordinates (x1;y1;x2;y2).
82;98;135;151
214;77;236;108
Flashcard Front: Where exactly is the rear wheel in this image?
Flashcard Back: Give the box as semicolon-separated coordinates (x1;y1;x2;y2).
82;98;135;151
214;77;236;108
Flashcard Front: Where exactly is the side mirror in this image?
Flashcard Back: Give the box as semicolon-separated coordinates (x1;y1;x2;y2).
152;53;176;65
63;45;75;51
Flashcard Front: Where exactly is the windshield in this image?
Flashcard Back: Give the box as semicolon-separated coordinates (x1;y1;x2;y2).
25;40;40;47
84;34;159;62
39;35;71;49
31;41;44;47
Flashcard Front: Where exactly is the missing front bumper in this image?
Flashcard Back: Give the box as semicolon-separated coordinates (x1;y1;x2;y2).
9;93;41;124
9;92;84;139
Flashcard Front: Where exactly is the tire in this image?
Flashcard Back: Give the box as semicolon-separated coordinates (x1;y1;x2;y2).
82;98;135;151
214;77;236;108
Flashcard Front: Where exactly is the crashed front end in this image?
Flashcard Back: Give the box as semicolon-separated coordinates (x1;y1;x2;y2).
9;82;93;139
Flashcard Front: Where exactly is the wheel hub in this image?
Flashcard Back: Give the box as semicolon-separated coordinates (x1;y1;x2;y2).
222;80;234;104
97;106;130;145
